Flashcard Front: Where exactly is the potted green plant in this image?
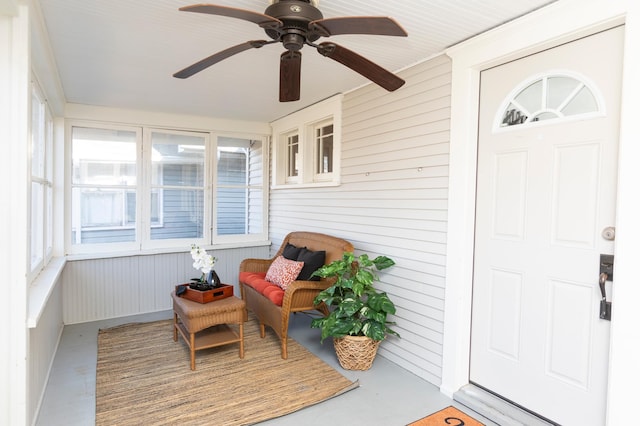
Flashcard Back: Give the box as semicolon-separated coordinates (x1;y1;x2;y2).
310;251;399;370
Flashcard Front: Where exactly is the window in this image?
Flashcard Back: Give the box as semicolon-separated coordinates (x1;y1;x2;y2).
71;126;139;246
148;130;206;242
314;120;333;179
29;81;54;277
497;72;602;130
216;137;265;238
271;94;341;187
69;124;267;254
286;132;299;181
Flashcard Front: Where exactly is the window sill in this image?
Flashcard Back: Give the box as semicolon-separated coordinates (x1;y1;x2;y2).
28;256;66;328
65;239;272;262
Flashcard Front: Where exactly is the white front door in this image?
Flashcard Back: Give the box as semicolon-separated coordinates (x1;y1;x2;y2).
470;27;623;425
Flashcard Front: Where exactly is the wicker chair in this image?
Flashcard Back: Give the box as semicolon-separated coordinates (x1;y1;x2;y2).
239;232;353;359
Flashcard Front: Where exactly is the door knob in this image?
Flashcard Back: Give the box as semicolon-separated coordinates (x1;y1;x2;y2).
601;226;616;241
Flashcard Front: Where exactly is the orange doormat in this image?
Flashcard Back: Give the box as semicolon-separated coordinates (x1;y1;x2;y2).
408;406;485;426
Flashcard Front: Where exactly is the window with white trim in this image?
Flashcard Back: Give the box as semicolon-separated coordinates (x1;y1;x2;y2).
29;80;54;278
216;137;265;237
497;72;602;129
71;126;140;246
147;130;206;243
272;94;341;187
286;132;299;182
69;124;267;254
313;119;333;181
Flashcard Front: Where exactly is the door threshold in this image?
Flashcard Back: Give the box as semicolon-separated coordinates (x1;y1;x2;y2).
454;384;556;426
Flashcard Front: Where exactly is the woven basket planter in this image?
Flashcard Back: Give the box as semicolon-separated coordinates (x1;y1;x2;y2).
333;335;382;370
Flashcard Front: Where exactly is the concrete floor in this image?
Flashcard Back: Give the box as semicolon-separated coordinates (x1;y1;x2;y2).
36;310;494;425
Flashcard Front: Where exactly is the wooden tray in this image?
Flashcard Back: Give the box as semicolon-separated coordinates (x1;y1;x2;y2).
175;283;234;304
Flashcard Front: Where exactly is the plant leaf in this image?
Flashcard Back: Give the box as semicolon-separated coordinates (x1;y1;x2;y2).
362;320;386;340
373;255;395;270
337;297;362;316
367;292;396;314
355;269;374;286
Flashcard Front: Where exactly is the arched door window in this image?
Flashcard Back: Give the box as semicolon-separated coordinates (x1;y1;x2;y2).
496;72;603;130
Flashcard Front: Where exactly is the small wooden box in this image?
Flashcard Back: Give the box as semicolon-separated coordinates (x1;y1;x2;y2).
175;283;234;304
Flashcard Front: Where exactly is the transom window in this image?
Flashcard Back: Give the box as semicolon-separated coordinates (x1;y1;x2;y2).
498;73;602;129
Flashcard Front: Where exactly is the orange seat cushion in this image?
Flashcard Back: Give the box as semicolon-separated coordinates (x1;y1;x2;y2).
240;271;285;306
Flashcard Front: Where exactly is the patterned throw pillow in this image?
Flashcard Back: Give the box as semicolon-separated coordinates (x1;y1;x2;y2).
265;255;305;290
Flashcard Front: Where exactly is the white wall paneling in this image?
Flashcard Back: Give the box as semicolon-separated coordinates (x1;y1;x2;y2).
29;282;63;425
62;246;269;324
268;54;452;385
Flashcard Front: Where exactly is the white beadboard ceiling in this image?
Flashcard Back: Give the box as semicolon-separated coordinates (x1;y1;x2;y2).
36;0;555;122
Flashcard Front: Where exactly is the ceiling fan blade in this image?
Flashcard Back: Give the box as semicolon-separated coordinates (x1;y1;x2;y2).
280;51;302;102
317;42;405;92
173;40;270;79
179;4;282;29
310;17;407;37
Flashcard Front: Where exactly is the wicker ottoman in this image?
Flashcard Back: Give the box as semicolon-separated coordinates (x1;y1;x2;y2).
172;292;247;370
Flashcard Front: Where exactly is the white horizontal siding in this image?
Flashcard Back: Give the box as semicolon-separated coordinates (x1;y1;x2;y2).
61;245;269;324
269;54;452;386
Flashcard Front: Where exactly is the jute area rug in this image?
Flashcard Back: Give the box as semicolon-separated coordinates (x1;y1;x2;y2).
407;406;485;426
96;315;358;425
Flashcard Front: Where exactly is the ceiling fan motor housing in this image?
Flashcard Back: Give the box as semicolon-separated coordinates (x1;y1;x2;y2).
264;0;324;49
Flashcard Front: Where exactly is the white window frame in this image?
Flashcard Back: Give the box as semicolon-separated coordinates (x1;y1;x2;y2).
28;79;54;283
271;94;342;188
213;134;269;244
285;130;300;184
66;121;269;255
311;118;334;182
142;128;211;250
67;122;142;254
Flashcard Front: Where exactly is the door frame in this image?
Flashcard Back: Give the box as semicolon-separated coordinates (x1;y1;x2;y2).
442;1;640;424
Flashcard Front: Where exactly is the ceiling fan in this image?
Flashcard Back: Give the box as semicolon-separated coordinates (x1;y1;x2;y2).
173;0;408;102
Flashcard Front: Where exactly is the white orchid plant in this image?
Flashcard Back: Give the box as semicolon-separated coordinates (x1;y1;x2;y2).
190;244;217;283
